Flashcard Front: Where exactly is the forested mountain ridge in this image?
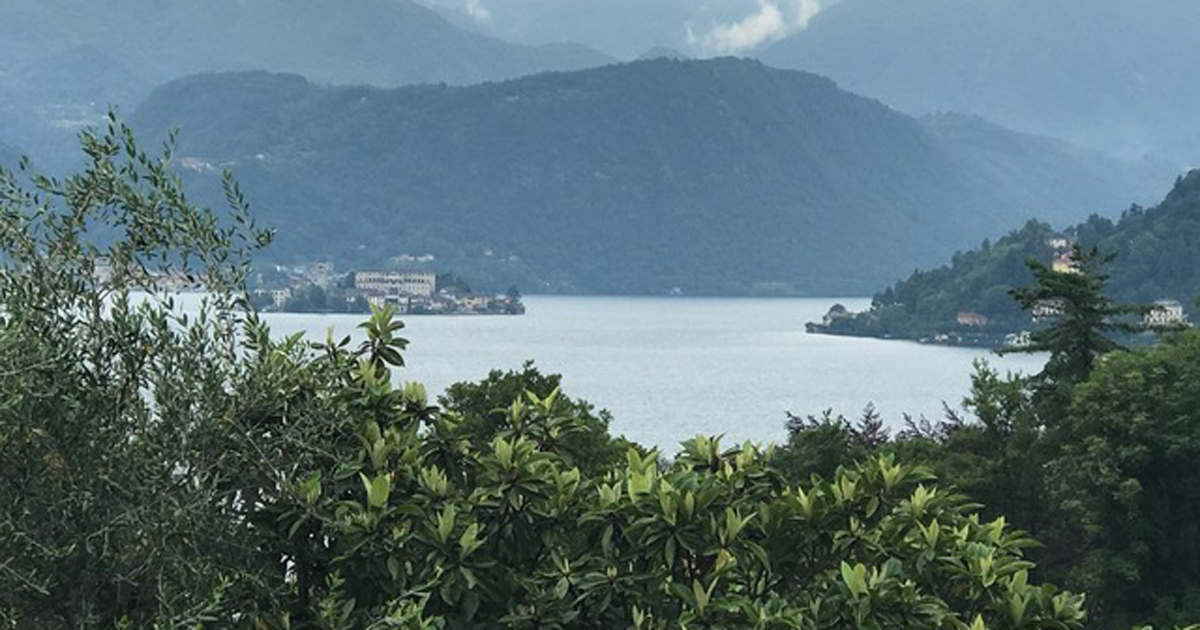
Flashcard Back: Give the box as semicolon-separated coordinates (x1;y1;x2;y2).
0;0;612;166
822;171;1200;339
760;0;1200;164
131;59;1163;295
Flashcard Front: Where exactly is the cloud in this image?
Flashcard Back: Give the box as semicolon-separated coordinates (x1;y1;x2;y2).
692;0;822;55
464;0;491;23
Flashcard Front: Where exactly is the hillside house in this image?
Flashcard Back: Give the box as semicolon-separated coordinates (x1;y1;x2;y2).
1033;299;1066;321
1145;299;1188;328
1052;253;1078;274
821;303;855;326
1046;234;1072;251
956;311;989;327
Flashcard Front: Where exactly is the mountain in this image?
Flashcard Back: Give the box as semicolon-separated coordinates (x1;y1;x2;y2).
760;0;1200;164
130;59;1164;295
819;171;1200;340
0;0;612;165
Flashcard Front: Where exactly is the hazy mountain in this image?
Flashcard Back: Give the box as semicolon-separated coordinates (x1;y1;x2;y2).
130;59;1164;295
638;48;692;61
760;0;1200;163
0;0;612;164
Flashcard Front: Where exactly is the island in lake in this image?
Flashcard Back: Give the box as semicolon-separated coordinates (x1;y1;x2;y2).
250;262;525;316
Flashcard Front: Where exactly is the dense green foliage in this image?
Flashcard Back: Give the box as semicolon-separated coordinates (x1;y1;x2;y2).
783;280;1200;630
0;120;1108;629
131;59;1158;295
760;0;1200;163
826;172;1200;340
439;362;634;478
0;0;610;168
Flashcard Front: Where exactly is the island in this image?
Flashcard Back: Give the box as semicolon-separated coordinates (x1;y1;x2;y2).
250;263;525;315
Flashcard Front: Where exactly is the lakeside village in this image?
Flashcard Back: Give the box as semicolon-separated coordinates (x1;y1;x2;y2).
100;255;525;316
808;234;1192;349
247;261;525;315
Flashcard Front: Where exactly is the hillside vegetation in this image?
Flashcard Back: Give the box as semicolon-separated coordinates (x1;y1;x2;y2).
131;59;1164;295
761;0;1200;164
827;171;1200;339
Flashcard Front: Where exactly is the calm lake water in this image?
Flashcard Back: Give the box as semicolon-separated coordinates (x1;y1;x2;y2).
252;296;1045;453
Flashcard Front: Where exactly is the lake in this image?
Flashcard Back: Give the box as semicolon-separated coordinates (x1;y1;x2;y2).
254;296;1045;453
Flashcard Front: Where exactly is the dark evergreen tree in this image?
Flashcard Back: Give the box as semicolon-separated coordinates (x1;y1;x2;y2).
1004;245;1146;386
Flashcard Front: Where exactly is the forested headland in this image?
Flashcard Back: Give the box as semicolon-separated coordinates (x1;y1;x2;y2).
812;171;1200;344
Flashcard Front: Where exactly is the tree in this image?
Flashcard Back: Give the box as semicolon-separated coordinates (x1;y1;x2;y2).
0;115;277;626
1046;331;1200;627
439;361;632;477
1005;245;1145;388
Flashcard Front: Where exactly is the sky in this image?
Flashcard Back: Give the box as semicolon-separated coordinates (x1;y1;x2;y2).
414;0;834;59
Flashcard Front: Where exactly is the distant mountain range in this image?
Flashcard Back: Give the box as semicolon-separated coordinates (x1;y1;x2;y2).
129;59;1166;295
818;170;1200;341
760;0;1200;164
0;0;612;166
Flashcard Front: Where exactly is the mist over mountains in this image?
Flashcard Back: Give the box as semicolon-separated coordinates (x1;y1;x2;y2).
131;59;1162;295
760;0;1200;163
414;0;837;59
0;0;610;165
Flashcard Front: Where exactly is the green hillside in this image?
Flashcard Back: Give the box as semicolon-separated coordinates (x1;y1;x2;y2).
823;171;1200;339
760;0;1200;164
129;59;1163;295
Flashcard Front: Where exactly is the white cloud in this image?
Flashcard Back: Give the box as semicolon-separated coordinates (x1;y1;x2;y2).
464;0;492;23
694;0;821;55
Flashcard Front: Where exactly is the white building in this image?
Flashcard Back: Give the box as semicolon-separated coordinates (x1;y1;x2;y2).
311;262;334;289
1046;235;1072;251
1145;300;1188;328
365;293;410;314
355;270;436;298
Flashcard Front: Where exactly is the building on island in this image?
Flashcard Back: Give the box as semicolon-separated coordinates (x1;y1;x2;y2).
1145;299;1188;328
355;270;436;298
365;292;410;314
311;262;334;289
268;289;292;309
